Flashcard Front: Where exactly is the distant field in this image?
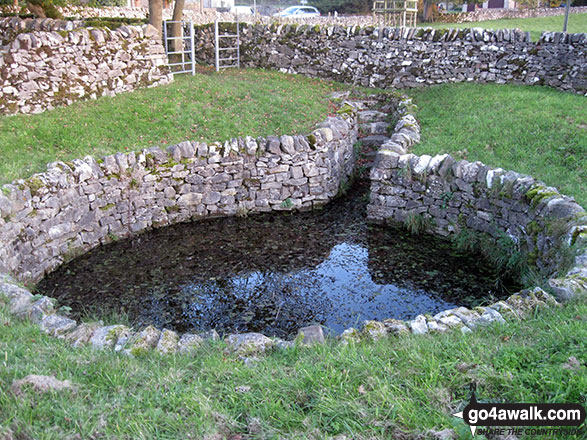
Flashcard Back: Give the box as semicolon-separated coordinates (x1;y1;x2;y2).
421;13;587;41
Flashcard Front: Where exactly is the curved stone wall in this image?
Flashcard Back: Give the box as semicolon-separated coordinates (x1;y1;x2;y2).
0;112;357;283
192;24;587;94
367;97;587;302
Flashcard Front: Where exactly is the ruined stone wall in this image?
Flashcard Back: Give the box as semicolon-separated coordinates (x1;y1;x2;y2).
436;6;587;24
0;18;172;115
193;24;586;94
0;113;357;282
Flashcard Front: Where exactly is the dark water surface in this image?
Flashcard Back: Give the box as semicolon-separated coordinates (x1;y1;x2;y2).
37;185;517;338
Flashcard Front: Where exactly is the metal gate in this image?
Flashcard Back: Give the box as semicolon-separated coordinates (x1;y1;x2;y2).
163;20;196;76
214;20;240;72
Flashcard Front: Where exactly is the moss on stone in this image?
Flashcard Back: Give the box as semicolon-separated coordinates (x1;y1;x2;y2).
25;176;44;197
525;184;559;209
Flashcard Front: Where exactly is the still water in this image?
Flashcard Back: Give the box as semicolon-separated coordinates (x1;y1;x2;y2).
37;185;516;338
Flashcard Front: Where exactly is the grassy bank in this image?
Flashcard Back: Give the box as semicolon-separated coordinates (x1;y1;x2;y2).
0;296;585;439
422;13;587;41
0;69;344;185
408;83;587;207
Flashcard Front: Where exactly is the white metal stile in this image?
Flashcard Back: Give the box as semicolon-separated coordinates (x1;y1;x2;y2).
215;19;240;72
163;20;196;76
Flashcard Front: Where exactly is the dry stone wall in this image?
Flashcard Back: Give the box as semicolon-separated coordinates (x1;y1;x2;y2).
0;112;357;283
436;6;587;24
367;97;587;302
0;18;172;115
193;24;587;94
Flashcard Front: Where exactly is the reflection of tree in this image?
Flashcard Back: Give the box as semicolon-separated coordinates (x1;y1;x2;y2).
138;270;329;338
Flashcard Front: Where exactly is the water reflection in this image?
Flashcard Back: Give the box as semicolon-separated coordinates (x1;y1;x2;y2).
37;185;515;338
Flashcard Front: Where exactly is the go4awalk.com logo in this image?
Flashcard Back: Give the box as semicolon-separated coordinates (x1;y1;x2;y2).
453;385;586;437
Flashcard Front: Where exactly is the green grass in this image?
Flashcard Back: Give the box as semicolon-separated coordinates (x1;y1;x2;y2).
0;296;585;439
0;69;344;185
408;83;587;207
422;13;587;41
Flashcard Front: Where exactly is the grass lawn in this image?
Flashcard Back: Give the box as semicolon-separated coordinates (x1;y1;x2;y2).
408;83;587;207
0;296;585;439
422;13;587;41
0;68;344;185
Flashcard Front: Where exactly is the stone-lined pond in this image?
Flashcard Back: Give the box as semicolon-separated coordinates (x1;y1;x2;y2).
37;185;519;339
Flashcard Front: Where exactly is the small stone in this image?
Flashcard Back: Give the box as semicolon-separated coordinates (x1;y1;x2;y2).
360;320;388;340
451;307;482;329
8;294;33;315
65;322;103;347
15;296;55;323
548;275;587;302
296;325;325;345
156;329;179;355
39;314;77;337
408;314;428;334
235;385;251;393
427;320;449;333
279;135;295;155
383;318;409;334
130;325;161;355
340;327;361;343
427;428;457;440
90;325;130;350
460;326;473;334
561;356;582;371
10;375;75;396
476;308;506;326
178;333;204;353
226;333;274;355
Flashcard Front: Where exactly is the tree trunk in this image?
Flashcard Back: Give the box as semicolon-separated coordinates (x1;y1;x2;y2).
422;0;435;22
170;0;186;64
149;0;163;37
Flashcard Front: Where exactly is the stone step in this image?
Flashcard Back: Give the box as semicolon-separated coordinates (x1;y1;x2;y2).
359;135;390;148
348;100;380;111
358;110;388;123
360;121;390;135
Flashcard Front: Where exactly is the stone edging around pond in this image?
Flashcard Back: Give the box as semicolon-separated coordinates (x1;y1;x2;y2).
0;273;565;358
0;93;584;359
0;108;357;283
367;93;587;304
